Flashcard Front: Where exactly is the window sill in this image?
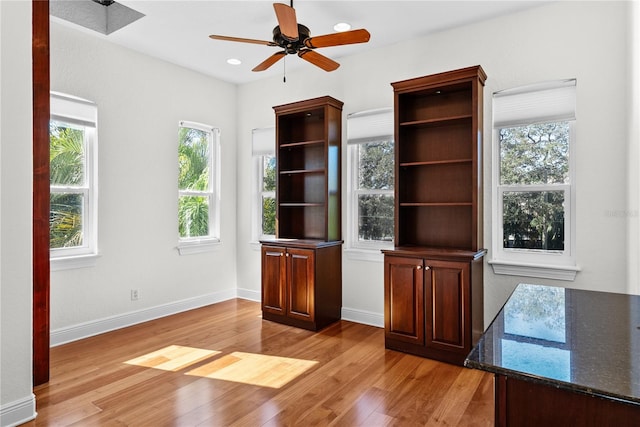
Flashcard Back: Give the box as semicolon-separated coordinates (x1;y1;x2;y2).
489;259;580;281
51;253;100;271
177;238;221;255
344;248;385;262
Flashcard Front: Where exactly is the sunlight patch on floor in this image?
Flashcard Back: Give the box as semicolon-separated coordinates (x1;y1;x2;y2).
186;351;318;388
124;345;220;371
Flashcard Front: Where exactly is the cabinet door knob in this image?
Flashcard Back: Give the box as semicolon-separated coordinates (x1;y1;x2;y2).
416;265;422;270
285;253;289;257
425;266;430;270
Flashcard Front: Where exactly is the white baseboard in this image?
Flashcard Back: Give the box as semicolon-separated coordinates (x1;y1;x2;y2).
50;290;383;347
50;289;237;346
0;394;36;427
235;290;384;328
341;306;384;328
236;287;260;302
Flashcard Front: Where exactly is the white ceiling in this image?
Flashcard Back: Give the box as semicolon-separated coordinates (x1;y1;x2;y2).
52;1;548;85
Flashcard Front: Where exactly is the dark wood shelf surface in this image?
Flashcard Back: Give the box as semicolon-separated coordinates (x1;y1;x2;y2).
279;203;325;207
399;115;472;128
399;202;473;207
279;169;325;175
279;139;325;148
400;158;472;167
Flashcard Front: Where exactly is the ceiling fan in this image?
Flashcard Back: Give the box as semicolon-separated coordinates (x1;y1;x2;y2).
209;1;370;72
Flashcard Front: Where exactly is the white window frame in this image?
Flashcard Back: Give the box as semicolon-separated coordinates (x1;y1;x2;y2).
490;80;580;280
177;121;221;255
251;127;276;246
346;108;394;261
50;92;99;271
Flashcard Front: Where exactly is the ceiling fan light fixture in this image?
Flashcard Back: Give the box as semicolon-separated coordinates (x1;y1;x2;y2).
333;22;351;32
226;58;242;65
209;3;370;72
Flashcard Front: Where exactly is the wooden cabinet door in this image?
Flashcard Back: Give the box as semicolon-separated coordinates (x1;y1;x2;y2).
261;245;287;316
286;247;315;322
424;259;469;352
384;256;425;345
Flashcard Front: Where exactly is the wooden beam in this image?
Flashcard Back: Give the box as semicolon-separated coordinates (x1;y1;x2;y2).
32;0;50;387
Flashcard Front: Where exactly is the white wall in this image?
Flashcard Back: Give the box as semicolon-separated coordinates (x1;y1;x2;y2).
0;2;36;425
628;0;640;295
236;1;635;326
49;21;239;340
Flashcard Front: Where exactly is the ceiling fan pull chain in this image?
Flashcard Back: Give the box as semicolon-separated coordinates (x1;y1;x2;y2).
283;56;287;83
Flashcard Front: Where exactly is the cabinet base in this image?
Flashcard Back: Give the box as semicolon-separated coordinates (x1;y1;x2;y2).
385;338;468;366
495;375;640;427
262;311;340;332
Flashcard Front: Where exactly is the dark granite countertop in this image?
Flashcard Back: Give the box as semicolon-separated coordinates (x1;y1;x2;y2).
465;283;640;406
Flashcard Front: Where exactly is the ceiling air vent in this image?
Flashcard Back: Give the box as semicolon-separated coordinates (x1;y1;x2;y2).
51;0;145;35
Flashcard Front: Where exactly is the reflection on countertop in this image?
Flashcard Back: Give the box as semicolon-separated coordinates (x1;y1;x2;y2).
466;283;640;405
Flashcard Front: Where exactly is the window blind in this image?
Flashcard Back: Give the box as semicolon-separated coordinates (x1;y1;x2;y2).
50;92;97;128
347;107;393;144
493;79;576;128
252;127;275;156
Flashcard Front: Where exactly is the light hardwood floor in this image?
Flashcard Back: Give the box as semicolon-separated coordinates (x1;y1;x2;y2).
28;299;493;426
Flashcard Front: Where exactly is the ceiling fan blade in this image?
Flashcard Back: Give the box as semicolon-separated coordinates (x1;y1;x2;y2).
252;51;287;72
304;29;371;49
273;3;299;41
209;35;276;46
298;49;340;72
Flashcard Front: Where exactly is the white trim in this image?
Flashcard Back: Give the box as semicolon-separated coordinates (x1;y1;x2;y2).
491;89;578;274
49;105;99;260
489;259;580;281
236;287;261;302
178;122;221;242
50;289;236;346
341;306;384;328
252;153;276;241
346;137;394;252
177;238;221;255
48;291;386;348
0;394;36;427
50;253;100;271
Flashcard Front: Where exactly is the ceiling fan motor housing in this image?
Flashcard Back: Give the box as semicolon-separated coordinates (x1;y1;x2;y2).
273;24;310;54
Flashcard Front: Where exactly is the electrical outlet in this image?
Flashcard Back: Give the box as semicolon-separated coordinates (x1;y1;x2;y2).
131;289;139;301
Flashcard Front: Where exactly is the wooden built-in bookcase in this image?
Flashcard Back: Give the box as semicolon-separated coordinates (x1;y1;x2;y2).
394;75;483;251
275;96;342;242
261;96;343;331
383;66;487;365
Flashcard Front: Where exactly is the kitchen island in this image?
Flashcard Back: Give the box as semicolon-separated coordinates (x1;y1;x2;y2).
465;283;640;426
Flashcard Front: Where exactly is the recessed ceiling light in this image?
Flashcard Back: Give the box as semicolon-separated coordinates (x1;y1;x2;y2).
333;22;351;32
227;58;242;65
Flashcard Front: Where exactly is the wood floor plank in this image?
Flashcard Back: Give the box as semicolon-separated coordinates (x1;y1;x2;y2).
28;299;492;426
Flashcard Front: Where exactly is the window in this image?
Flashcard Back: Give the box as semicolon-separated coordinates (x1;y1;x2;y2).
252;127;276;241
178;121;220;254
347;108;394;254
50;92;98;268
491;80;578;280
